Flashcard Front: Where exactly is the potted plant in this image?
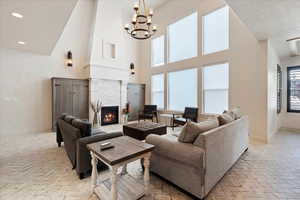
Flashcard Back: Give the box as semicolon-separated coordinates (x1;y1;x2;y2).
122;102;131;124
91;100;102;128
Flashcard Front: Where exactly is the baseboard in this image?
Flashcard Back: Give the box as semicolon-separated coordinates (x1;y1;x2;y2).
249;136;267;144
279;127;300;133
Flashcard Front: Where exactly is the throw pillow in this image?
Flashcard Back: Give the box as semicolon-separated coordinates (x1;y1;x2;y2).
231;107;242;119
178;119;219;143
223;110;235;119
64;115;75;124
218;113;234;125
223;107;242;120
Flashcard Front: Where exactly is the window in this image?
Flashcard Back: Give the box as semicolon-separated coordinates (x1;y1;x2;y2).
151;36;165;67
151;74;164;109
203;6;229;55
203;63;229;114
287;66;300;112
168;69;197;111
168;12;198;63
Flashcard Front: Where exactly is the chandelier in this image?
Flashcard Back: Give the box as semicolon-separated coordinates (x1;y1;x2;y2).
124;0;157;40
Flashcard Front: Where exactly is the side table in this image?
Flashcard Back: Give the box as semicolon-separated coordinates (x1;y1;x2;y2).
87;136;154;200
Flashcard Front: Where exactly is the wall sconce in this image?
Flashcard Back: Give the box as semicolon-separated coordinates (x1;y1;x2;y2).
130;63;135;75
66;51;73;67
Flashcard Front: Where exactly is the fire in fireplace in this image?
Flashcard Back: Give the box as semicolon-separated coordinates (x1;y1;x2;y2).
101;106;119;126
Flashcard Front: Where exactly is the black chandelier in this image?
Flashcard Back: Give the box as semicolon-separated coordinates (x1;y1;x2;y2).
124;0;157;40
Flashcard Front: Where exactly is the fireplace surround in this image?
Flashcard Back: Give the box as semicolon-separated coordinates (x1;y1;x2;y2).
101;106;119;126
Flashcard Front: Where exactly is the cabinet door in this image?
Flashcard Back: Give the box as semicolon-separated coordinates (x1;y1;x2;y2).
127;83;145;121
53;79;73;129
72;80;89;120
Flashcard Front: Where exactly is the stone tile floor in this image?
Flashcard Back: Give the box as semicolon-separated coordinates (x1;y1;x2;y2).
1;129;300;200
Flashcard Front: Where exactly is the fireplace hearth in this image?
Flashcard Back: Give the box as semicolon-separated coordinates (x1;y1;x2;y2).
101;106;119;126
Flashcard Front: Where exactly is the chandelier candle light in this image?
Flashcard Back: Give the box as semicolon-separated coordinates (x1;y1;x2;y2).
124;0;157;40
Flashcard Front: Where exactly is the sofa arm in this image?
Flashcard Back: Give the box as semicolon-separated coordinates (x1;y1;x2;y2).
78;131;123;145
75;131;123;175
195;116;249;196
146;134;204;169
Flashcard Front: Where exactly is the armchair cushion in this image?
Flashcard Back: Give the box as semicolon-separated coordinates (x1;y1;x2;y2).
173;117;186;122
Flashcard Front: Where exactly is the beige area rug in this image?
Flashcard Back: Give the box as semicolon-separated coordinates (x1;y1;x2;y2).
1;129;300;200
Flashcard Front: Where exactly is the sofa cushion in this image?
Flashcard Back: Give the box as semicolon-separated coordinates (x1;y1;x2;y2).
146;134;204;169
178;119;219;143
218;113;234;125
72;119;92;137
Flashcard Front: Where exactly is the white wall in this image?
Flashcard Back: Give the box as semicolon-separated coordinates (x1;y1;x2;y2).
281;56;300;130
138;0;269;142
266;40;282;141
0;0;95;134
0;0;142;134
88;0;140;82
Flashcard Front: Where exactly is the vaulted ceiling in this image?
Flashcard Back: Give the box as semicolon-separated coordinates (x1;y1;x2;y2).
0;0;78;55
0;0;170;55
225;0;300;59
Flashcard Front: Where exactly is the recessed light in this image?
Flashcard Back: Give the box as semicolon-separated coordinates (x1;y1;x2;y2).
17;41;26;45
11;12;23;19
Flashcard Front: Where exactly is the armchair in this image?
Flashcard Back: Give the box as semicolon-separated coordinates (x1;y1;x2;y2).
138;105;159;123
172;107;198;130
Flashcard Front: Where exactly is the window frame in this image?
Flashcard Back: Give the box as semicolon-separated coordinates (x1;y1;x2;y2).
202;62;229;114
167;68;198;112
151;35;165;67
151;73;165;109
202;6;230;56
167;12;198;64
287;66;300;113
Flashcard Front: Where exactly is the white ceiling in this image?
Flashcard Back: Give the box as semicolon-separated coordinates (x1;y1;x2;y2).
148;0;170;8
225;0;300;59
124;0;171;14
0;0;169;55
0;0;78;55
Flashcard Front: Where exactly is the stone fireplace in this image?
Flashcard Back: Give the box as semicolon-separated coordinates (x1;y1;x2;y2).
101;106;119;126
88;64;129;126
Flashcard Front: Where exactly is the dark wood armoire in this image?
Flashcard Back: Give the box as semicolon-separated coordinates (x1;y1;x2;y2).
51;77;89;131
127;83;145;121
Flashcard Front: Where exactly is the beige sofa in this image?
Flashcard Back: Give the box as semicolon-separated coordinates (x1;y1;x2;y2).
146;116;249;199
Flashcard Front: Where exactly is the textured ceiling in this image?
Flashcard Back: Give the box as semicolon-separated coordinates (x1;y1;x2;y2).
0;0;78;55
225;0;300;59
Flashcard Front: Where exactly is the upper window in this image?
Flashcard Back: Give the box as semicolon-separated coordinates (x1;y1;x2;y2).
151;35;165;67
203;6;229;55
151;74;164;109
168;68;198;111
287;66;300;113
168;12;198;63
203;63;229;114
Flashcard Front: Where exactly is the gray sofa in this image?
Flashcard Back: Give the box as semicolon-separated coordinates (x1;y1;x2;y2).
146;116;249;199
57;115;123;179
